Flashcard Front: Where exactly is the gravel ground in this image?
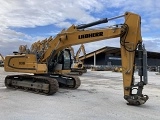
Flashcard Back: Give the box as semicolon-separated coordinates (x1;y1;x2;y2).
0;67;160;120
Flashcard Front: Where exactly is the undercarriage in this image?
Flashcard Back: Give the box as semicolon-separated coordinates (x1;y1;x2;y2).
5;74;81;95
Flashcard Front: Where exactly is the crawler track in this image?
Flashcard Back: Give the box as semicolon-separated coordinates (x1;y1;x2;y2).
64;75;81;89
50;74;81;89
5;74;59;95
4;73;81;95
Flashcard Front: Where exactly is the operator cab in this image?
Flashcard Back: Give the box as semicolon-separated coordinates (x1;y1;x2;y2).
54;49;72;71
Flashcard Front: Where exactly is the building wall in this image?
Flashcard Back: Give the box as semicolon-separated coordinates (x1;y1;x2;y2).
84;53;105;65
84;53;121;66
84;52;160;67
105;54;121;66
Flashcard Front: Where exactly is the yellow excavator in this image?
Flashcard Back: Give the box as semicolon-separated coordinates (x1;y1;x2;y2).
68;44;87;75
4;12;148;105
112;66;123;72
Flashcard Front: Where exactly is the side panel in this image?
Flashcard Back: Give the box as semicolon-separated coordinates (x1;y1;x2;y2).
4;54;47;73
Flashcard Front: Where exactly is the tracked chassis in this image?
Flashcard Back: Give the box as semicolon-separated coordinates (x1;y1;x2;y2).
5;74;81;95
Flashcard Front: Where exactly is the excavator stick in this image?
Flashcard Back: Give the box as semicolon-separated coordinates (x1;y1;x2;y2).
123;43;149;105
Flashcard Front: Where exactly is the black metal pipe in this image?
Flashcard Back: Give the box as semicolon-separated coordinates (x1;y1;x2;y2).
76;14;125;29
77;18;108;29
137;43;143;77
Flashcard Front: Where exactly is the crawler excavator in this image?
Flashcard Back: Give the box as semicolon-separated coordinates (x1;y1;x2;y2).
4;12;148;105
68;44;87;75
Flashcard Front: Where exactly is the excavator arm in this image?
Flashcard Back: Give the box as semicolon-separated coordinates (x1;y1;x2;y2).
4;12;148;105
75;44;86;62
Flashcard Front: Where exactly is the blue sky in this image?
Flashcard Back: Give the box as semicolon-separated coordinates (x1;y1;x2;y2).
0;0;160;56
